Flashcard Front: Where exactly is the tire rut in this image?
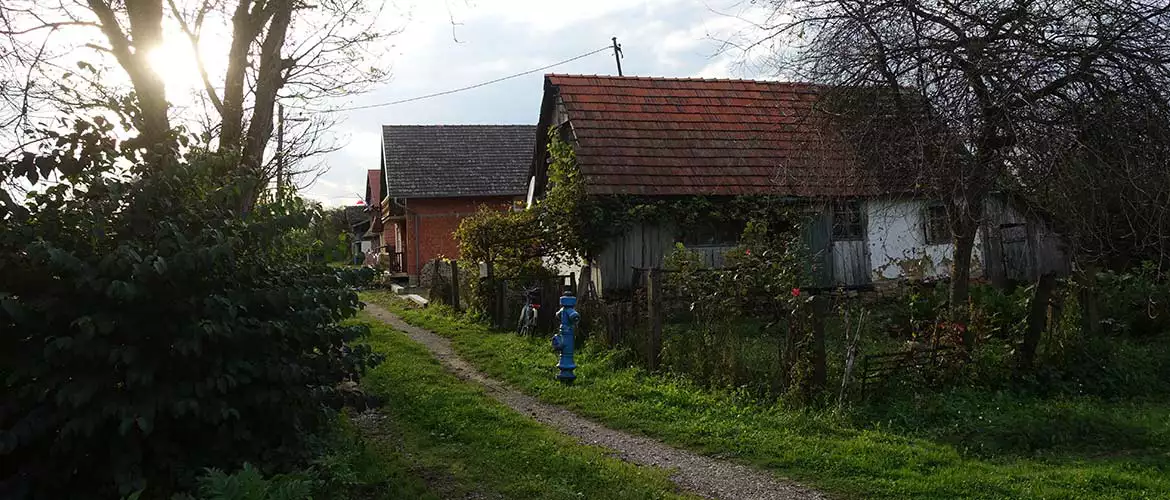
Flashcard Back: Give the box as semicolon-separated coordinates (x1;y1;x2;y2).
362;302;824;500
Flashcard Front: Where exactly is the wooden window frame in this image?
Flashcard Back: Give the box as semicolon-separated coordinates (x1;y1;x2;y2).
923;203;950;246
831;201;865;241
680;220;741;247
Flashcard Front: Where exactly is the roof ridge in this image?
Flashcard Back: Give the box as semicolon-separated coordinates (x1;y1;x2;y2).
545;73;828;87
380;124;536;127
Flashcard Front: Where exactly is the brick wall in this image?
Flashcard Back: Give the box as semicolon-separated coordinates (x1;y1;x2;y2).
403;196;515;277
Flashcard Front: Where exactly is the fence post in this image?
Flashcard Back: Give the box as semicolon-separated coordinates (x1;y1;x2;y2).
646;268;663;370
450;260;460;312
782;309;800;391
497;279;508;330
1018;273;1057;373
811;295;828;394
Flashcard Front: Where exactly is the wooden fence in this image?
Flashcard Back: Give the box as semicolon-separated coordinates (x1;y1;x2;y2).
481;272;577;335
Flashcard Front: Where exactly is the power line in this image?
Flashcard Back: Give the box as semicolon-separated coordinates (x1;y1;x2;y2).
321;45;615;113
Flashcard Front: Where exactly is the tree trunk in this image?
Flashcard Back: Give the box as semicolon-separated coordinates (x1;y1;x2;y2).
949;192;984;350
219;0;264;150
125;0;169;149
88;0;171;158
1018;273;1057;373
241;0;292;167
239;0;292;209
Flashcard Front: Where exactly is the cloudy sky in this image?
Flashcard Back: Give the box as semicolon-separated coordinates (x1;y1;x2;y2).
302;0;774;206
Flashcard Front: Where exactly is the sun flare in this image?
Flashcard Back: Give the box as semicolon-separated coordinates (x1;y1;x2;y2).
145;28;230;101
146;41;201;96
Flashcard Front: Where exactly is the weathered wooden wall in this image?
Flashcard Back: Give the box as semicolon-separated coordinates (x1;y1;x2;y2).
596;223;675;293
595;222;734;294
831;240;870;286
982;196;1069;284
592;195;1068;294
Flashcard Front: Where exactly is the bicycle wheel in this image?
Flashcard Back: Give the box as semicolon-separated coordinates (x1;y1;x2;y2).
517;306;531;335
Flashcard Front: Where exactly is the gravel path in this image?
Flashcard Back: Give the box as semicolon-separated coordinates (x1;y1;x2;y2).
363;302;824;500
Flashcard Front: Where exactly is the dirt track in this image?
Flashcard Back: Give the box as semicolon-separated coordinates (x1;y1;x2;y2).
363;302;823;500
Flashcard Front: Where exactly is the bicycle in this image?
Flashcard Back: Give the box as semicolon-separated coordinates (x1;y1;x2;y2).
516;285;541;336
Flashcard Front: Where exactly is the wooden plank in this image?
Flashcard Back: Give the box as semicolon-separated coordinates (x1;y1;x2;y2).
802;209;833;287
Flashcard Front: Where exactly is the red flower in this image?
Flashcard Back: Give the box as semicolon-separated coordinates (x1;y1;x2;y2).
745;249;751;255
791;287;801;297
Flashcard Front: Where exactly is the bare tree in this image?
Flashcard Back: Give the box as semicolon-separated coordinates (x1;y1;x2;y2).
1022;89;1170;273
0;0;394;198
746;0;1170;343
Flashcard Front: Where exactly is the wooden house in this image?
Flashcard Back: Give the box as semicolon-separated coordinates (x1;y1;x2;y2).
526;75;1067;294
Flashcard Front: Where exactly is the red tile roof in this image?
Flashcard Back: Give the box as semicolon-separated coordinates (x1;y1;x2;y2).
546;74;920;197
365;169;382;209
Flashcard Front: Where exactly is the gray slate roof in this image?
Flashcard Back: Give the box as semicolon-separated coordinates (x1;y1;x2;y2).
382;125;537;198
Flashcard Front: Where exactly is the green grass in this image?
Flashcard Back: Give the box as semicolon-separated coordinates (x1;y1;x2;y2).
309;413;439;500
350;312;696;500
362;290;1170;499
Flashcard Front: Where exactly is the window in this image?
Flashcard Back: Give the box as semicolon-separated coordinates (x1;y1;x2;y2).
832;201;864;241
923;204;949;245
681;220;741;247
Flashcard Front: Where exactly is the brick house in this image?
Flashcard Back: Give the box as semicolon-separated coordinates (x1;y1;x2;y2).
527;75;1067;294
379;125;536;282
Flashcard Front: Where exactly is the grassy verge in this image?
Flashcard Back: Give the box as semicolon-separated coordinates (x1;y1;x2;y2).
362;290;1170;500
350;312;695;500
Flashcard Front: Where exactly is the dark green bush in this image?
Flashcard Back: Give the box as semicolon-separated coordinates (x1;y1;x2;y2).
1097;263;1170;337
181;464;314;500
0;128;380;499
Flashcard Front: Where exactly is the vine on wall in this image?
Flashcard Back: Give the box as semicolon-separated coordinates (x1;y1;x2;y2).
456;127;813;306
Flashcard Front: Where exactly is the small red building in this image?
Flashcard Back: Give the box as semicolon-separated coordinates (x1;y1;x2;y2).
361;169;384;249
378;125;536;282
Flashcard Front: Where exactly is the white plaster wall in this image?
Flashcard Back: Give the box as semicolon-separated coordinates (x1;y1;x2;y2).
865;198;983;281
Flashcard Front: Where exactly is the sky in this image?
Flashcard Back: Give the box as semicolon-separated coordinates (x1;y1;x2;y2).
300;0;774;206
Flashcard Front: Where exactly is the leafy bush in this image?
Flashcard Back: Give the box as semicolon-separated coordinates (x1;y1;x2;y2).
1097;263;1170;337
454;207;554;312
659;219;816;399
0;129;381;499
181;464;313;500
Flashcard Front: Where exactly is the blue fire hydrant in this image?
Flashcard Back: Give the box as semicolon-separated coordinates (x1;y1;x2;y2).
551;291;579;384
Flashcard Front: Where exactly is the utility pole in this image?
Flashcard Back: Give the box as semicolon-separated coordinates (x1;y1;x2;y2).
275;105;308;200
612;37;623;76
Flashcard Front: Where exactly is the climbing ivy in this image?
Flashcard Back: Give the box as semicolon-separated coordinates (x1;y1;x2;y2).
458;127;812;281
536;128;806;260
537;131;630;260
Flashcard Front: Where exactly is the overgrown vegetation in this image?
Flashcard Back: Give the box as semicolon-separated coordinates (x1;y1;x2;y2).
366;290;1170;499
163;413;433;500
660;218;818;399
352;313;694;500
0;121;382;498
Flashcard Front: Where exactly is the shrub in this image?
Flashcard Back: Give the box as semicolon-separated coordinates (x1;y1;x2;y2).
659;219;815;399
0;136;381;499
1097;263;1170;337
182;464;314;500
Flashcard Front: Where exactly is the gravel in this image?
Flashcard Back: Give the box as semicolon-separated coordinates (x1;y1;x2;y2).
363;303;824;500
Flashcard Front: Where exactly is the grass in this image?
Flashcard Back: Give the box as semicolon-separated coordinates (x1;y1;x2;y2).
349;313;696;500
362;290;1170;499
